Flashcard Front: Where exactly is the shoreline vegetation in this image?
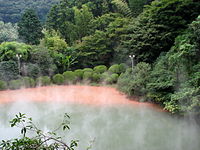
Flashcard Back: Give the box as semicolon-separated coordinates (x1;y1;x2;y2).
0;0;200;116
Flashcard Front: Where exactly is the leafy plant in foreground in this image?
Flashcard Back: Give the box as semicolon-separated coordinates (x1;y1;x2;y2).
0;113;78;150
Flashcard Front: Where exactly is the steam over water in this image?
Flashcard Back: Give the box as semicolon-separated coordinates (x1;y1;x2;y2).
0;86;200;150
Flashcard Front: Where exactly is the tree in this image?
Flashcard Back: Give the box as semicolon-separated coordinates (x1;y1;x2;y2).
0;21;19;43
18;9;43;45
73;5;94;40
122;0;200;63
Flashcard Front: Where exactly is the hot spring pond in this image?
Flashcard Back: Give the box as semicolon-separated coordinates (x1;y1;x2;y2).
0;86;200;150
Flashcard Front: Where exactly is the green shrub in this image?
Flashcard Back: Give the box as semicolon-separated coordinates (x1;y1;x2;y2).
108;64;120;74
36;76;51;86
9;80;23;90
24;63;40;78
119;63;126;73
92;73;101;83
105;73;119;84
52;74;64;85
111;73;119;83
83;68;93;72
21;77;35;88
0;61;19;81
0;80;7;90
117;62;151;96
93;65;107;74
101;72;110;81
83;72;93;81
74;69;84;81
63;71;76;83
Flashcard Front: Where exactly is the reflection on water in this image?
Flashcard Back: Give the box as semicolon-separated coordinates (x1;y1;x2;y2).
0;101;200;150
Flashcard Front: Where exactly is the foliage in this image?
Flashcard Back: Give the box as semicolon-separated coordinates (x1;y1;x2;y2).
93;65;107;74
21;77;35;88
0;21;19;43
83;72;93;81
30;45;56;76
146;54;175;103
44;30;68;52
22;63;41;78
9;79;23;90
112;0;133;17
0;80;8;90
128;0;151;17
0;113;78;150
117;62;151;96
108;64;125;74
92;73;101;83
0;61;19;81
63;71;76;83
89;13;121;33
52;74;65;85
122;0;200;63
0;42;31;62
83;68;93;72
105;73;119;84
0;0;59;23
76;30;112;68
36;76;51;86
43;31;78;72
18;9;43;45
46;0;114;44
74;69;84;81
73;5;94;40
146;15;200;114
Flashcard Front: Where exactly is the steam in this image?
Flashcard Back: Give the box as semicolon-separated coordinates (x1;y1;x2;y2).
0;86;200;150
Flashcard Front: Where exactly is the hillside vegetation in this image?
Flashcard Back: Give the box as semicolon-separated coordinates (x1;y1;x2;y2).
0;0;200;116
0;0;59;23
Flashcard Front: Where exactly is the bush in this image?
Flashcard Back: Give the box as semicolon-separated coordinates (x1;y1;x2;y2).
23;63;40;78
111;73;119;83
117;62;151;96
105;73;119;84
9;79;23;90
0;61;19;81
83;68;93;72
52;74;64;85
101;72;110;82
0;80;8;90
63;71;76;83
93;65;107;74
119;63;126;73
92;73;101;83
74;69;84;81
30;46;56;76
108;64;121;74
83;71;93;81
36;76;51;86
21;77;35;88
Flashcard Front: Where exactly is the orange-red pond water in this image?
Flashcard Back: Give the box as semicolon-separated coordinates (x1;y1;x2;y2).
0;85;200;150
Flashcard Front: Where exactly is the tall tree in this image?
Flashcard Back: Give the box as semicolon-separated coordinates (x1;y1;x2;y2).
74;5;94;40
18;9;43;45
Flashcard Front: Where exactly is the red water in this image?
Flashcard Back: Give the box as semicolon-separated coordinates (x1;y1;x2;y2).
0;85;163;111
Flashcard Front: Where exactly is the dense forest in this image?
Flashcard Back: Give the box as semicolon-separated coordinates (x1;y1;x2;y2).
0;0;200;116
0;0;59;23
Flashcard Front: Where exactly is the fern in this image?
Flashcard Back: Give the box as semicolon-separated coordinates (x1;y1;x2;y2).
112;0;133;17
